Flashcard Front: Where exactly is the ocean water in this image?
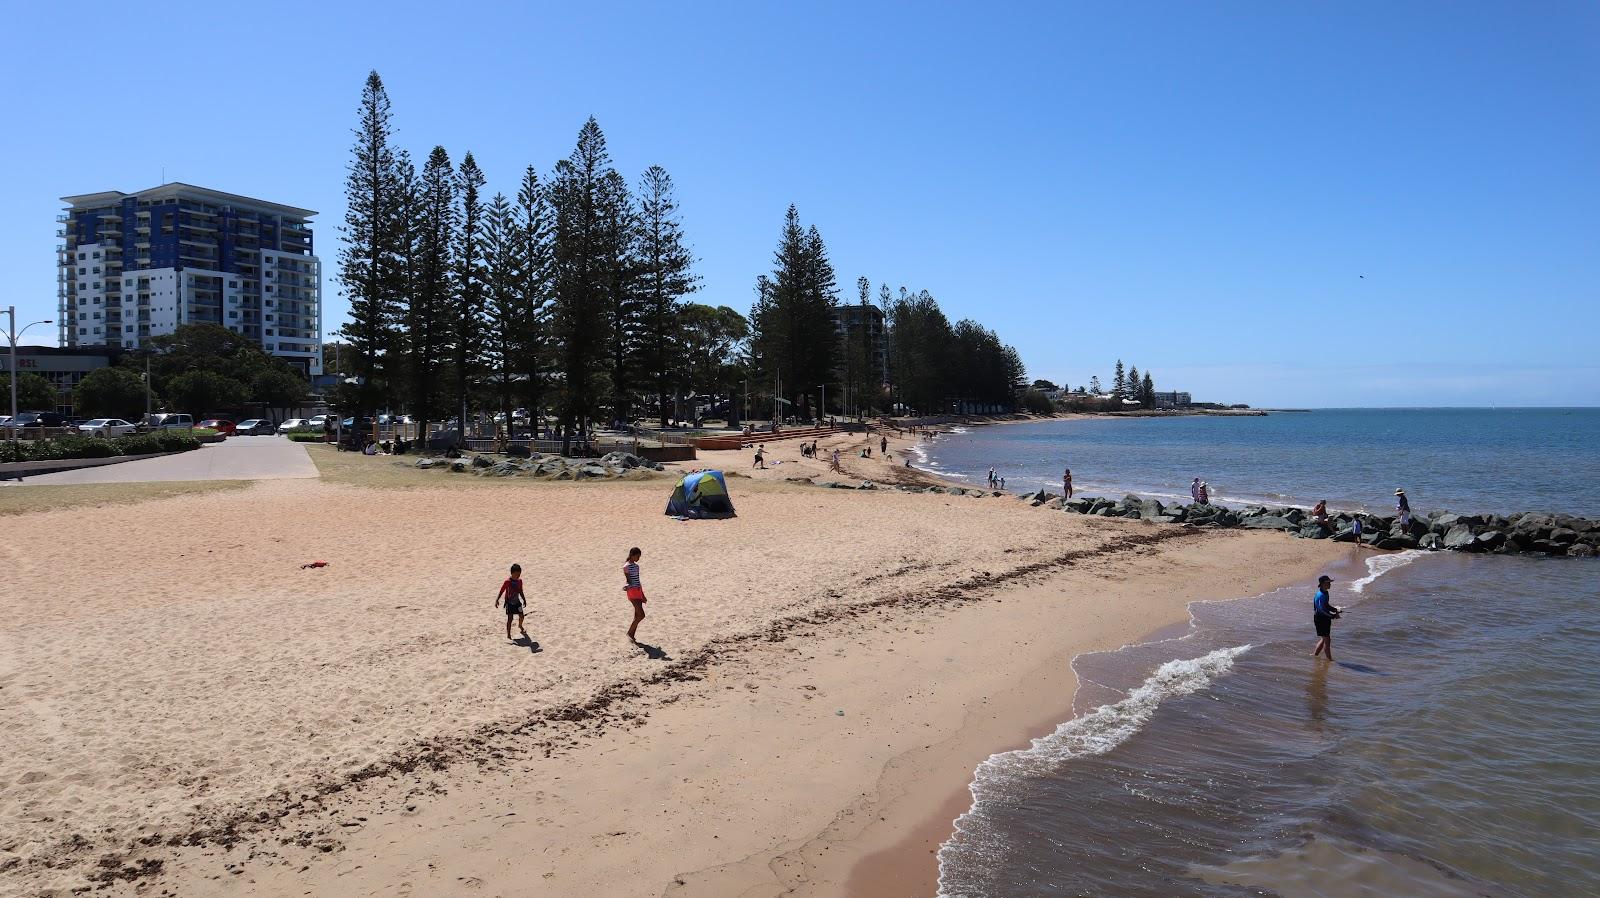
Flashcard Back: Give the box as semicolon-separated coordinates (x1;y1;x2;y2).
914;408;1600;515
926;410;1600;898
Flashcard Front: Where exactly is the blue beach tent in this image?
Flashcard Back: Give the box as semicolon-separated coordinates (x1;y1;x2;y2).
666;470;736;518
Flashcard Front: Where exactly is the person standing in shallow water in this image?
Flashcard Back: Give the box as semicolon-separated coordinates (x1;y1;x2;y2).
1312;574;1341;660
1063;468;1073;499
1395;488;1412;529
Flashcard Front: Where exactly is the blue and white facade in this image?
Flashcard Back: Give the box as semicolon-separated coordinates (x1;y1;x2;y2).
57;183;322;375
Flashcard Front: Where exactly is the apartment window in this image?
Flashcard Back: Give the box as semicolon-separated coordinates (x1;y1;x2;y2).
79;327;87;335
266;329;274;336
78;267;86;275
93;282;100;289
266;286;273;293
93;311;101;319
229;280;237;288
79;282;86;290
79;312;87;321
92;251;100;259
92;327;101;334
266;314;274;322
126;326;133;333
93;267;100;274
77;252;86;260
229;311;238;319
125;280;133;287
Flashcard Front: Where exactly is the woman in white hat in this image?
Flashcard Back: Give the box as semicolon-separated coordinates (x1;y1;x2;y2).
1395;488;1411;530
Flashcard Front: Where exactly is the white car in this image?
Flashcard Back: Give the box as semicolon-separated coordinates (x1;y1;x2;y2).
80;418;137;438
306;414;331;428
277;418;310;433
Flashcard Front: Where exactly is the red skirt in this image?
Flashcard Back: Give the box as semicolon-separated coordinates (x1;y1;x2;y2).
626;587;647;603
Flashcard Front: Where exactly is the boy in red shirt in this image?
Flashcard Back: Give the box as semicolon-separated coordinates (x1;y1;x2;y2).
495;563;529;642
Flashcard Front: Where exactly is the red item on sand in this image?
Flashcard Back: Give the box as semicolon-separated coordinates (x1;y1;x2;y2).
301;561;328;569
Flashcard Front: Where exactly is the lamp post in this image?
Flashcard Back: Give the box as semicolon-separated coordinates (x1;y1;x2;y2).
6;306;54;441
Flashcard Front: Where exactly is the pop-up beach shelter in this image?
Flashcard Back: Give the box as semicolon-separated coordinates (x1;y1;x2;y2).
665;470;736;518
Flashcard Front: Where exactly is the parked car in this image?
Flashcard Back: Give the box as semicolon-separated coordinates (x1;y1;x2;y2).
306;414;332;429
197;419;237;435
79;418;137;438
236;419;276;435
12;411;70;428
141;413;194;431
277;418;310;433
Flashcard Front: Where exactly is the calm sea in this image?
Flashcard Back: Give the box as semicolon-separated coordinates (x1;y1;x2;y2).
925;409;1600;898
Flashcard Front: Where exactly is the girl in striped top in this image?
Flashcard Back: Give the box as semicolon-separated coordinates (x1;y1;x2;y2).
624;547;646;640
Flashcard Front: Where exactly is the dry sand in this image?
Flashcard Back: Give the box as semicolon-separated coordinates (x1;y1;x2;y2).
0;445;1346;897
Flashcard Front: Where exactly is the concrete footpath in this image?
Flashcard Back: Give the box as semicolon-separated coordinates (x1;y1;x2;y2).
3;435;319;485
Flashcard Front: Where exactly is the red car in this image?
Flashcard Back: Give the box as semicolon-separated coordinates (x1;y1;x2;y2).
197;419;236;435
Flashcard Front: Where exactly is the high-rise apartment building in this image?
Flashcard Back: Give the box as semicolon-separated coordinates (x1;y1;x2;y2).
57;183;322;375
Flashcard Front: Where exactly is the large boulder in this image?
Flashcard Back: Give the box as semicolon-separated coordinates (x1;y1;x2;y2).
448;459;469;473
858;480;879;490
1376;534;1419;550
574;464;610;479
1138;499;1165;520
1431;512;1482;533
599;451;644;469
414;457;437;469
1043;497;1064;510
1567;543;1596;558
1442;525;1477;550
1299;522;1332;540
1243;516;1298;531
1418;532;1442;550
470;454;494;469
1164;505;1189;523
1550;528;1580;544
1064;497;1093;513
1473;530;1506;551
491;461;523;477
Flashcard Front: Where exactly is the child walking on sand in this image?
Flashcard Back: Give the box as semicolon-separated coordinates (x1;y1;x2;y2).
495;563;529;641
624;547;647;640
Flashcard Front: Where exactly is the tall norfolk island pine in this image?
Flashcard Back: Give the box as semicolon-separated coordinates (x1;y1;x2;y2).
338;71;404;416
452;152;488;424
635;166;699;427
407;146;458;435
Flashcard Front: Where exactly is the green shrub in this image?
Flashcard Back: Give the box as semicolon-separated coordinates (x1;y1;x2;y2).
0;441;29;463
28;435;118;460
112;433;165;455
192;428;220;438
154;430;202;452
287;433;326;443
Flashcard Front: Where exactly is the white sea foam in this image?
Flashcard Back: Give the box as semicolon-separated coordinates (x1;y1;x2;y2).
1349;549;1426;594
936;645;1251;897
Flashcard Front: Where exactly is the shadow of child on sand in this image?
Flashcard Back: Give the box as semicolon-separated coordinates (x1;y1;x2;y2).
511;635;542;654
632;640;669;661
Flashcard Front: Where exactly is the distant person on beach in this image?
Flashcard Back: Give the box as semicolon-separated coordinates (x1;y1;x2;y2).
1191;478;1202;504
1395;488;1411;529
624;547;647;641
495;563;529;642
1313;500;1329;524
1351;516;1363;546
999;476;1006;490
831;449;842;472
753;444;765;469
1063;468;1073;499
1312;574;1342;660
880;435;888;455
1198;481;1210;505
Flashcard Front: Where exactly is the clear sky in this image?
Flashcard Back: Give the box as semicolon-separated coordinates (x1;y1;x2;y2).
3;1;1595;407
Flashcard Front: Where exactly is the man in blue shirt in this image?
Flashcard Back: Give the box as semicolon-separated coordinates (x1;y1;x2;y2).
1312;574;1341;661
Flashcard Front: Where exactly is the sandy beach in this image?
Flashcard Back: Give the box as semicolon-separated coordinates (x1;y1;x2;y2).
0;439;1345;897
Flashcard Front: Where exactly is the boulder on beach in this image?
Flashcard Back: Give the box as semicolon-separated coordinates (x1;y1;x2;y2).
470;454;494;469
1442;525;1477;550
414;457;437;469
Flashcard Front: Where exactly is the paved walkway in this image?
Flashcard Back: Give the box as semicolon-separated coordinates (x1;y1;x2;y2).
6;435;319;485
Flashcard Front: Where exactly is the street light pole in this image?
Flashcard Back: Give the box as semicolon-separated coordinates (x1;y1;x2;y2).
5;306;55;440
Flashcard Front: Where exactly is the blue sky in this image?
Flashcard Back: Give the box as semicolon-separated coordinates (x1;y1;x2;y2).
2;2;1595;407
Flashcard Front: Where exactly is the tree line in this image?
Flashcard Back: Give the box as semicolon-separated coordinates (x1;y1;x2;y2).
337;71;1035;438
745;205;1028;418
337;71;740;446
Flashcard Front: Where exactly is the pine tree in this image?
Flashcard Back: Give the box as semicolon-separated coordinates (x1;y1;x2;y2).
549;118;623;446
634;165;698;427
408;146;457;435
1112;359;1126;399
1141;371;1155;408
1127;365;1140;404
482;192;531;428
1089;375;1102;395
747;206;839;420
337;71;404;417
514;165;553;426
451;152;488;426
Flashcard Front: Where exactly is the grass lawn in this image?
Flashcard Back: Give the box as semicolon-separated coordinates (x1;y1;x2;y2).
302;443;671;491
0;480;250;517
